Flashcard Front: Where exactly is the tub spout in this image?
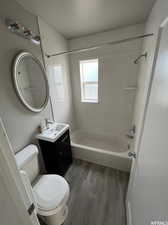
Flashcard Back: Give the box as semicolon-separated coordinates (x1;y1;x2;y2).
126;125;136;139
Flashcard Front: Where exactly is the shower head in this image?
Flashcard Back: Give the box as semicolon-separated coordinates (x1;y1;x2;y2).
134;52;148;64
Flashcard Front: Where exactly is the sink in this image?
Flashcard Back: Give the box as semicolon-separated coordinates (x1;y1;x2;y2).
53;124;66;132
46;124;66;134
36;122;69;142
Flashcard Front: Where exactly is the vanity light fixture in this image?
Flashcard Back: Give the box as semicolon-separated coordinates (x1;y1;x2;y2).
5;18;41;45
31;35;41;45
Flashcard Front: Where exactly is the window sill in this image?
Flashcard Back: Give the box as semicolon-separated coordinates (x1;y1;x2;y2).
81;100;99;103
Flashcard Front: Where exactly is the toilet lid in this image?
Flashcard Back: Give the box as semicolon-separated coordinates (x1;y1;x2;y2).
33;175;69;211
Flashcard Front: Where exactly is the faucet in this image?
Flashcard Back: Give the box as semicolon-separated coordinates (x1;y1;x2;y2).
46;119;54;124
45;118;54;129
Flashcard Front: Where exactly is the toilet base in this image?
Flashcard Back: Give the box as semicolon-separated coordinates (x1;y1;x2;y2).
42;205;68;225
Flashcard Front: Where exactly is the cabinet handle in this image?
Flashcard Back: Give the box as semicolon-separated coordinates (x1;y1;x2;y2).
61;135;68;142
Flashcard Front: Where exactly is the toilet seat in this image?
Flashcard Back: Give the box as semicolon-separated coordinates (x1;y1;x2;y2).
33;175;69;216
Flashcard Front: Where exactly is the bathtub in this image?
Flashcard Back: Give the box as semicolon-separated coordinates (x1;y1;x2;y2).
71;130;132;172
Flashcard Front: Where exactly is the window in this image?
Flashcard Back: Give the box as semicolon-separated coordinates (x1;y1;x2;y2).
53;65;65;101
80;59;99;103
48;65;65;101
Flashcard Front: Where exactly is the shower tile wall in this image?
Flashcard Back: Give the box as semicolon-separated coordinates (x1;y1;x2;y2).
69;24;144;140
38;18;76;130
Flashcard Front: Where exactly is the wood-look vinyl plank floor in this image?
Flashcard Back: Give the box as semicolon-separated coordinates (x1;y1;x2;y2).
64;160;129;225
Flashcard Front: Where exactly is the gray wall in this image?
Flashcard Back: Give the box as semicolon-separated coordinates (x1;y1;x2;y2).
69;24;144;140
0;0;52;153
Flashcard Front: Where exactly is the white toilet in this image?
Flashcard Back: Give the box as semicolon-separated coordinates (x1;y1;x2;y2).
15;144;70;225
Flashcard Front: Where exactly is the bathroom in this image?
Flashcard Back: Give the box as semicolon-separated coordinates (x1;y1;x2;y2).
1;0;168;225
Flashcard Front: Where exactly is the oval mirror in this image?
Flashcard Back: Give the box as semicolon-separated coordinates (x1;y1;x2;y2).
13;52;49;112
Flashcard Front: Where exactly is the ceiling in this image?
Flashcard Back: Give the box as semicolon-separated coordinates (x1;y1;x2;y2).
16;0;155;39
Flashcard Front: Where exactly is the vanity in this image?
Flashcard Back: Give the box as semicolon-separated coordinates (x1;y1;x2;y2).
36;123;72;176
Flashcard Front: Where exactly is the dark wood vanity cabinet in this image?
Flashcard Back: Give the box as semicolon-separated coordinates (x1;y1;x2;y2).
39;130;72;176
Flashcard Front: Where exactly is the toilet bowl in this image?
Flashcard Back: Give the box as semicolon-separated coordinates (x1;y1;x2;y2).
33;174;69;225
15;144;70;225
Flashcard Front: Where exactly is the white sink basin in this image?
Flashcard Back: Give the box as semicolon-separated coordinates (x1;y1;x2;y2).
36;122;69;142
45;124;66;134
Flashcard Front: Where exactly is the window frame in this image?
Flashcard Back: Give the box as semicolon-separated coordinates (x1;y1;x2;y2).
79;58;99;103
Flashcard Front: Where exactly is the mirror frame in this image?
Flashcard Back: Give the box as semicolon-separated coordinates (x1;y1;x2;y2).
13;51;49;113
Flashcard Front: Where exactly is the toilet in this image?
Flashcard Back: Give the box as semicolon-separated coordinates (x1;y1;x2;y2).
15;144;70;225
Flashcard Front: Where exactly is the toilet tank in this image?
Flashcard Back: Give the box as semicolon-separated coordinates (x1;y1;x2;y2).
15;144;40;183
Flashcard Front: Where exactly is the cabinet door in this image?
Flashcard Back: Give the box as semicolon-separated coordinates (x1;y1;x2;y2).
56;131;72;175
39;140;60;174
39;130;72;176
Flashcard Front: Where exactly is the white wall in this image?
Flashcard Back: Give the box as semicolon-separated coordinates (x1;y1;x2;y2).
0;0;52;153
133;0;168;154
69;24;144;141
126;1;168;224
38;18;76;130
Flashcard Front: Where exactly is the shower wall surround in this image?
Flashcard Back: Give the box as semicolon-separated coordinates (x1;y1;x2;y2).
69;24;144;140
38;18;76;131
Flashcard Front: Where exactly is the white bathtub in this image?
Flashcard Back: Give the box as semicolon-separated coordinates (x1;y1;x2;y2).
71;130;132;172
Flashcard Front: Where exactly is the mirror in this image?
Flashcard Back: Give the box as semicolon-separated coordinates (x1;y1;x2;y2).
13;52;49;112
